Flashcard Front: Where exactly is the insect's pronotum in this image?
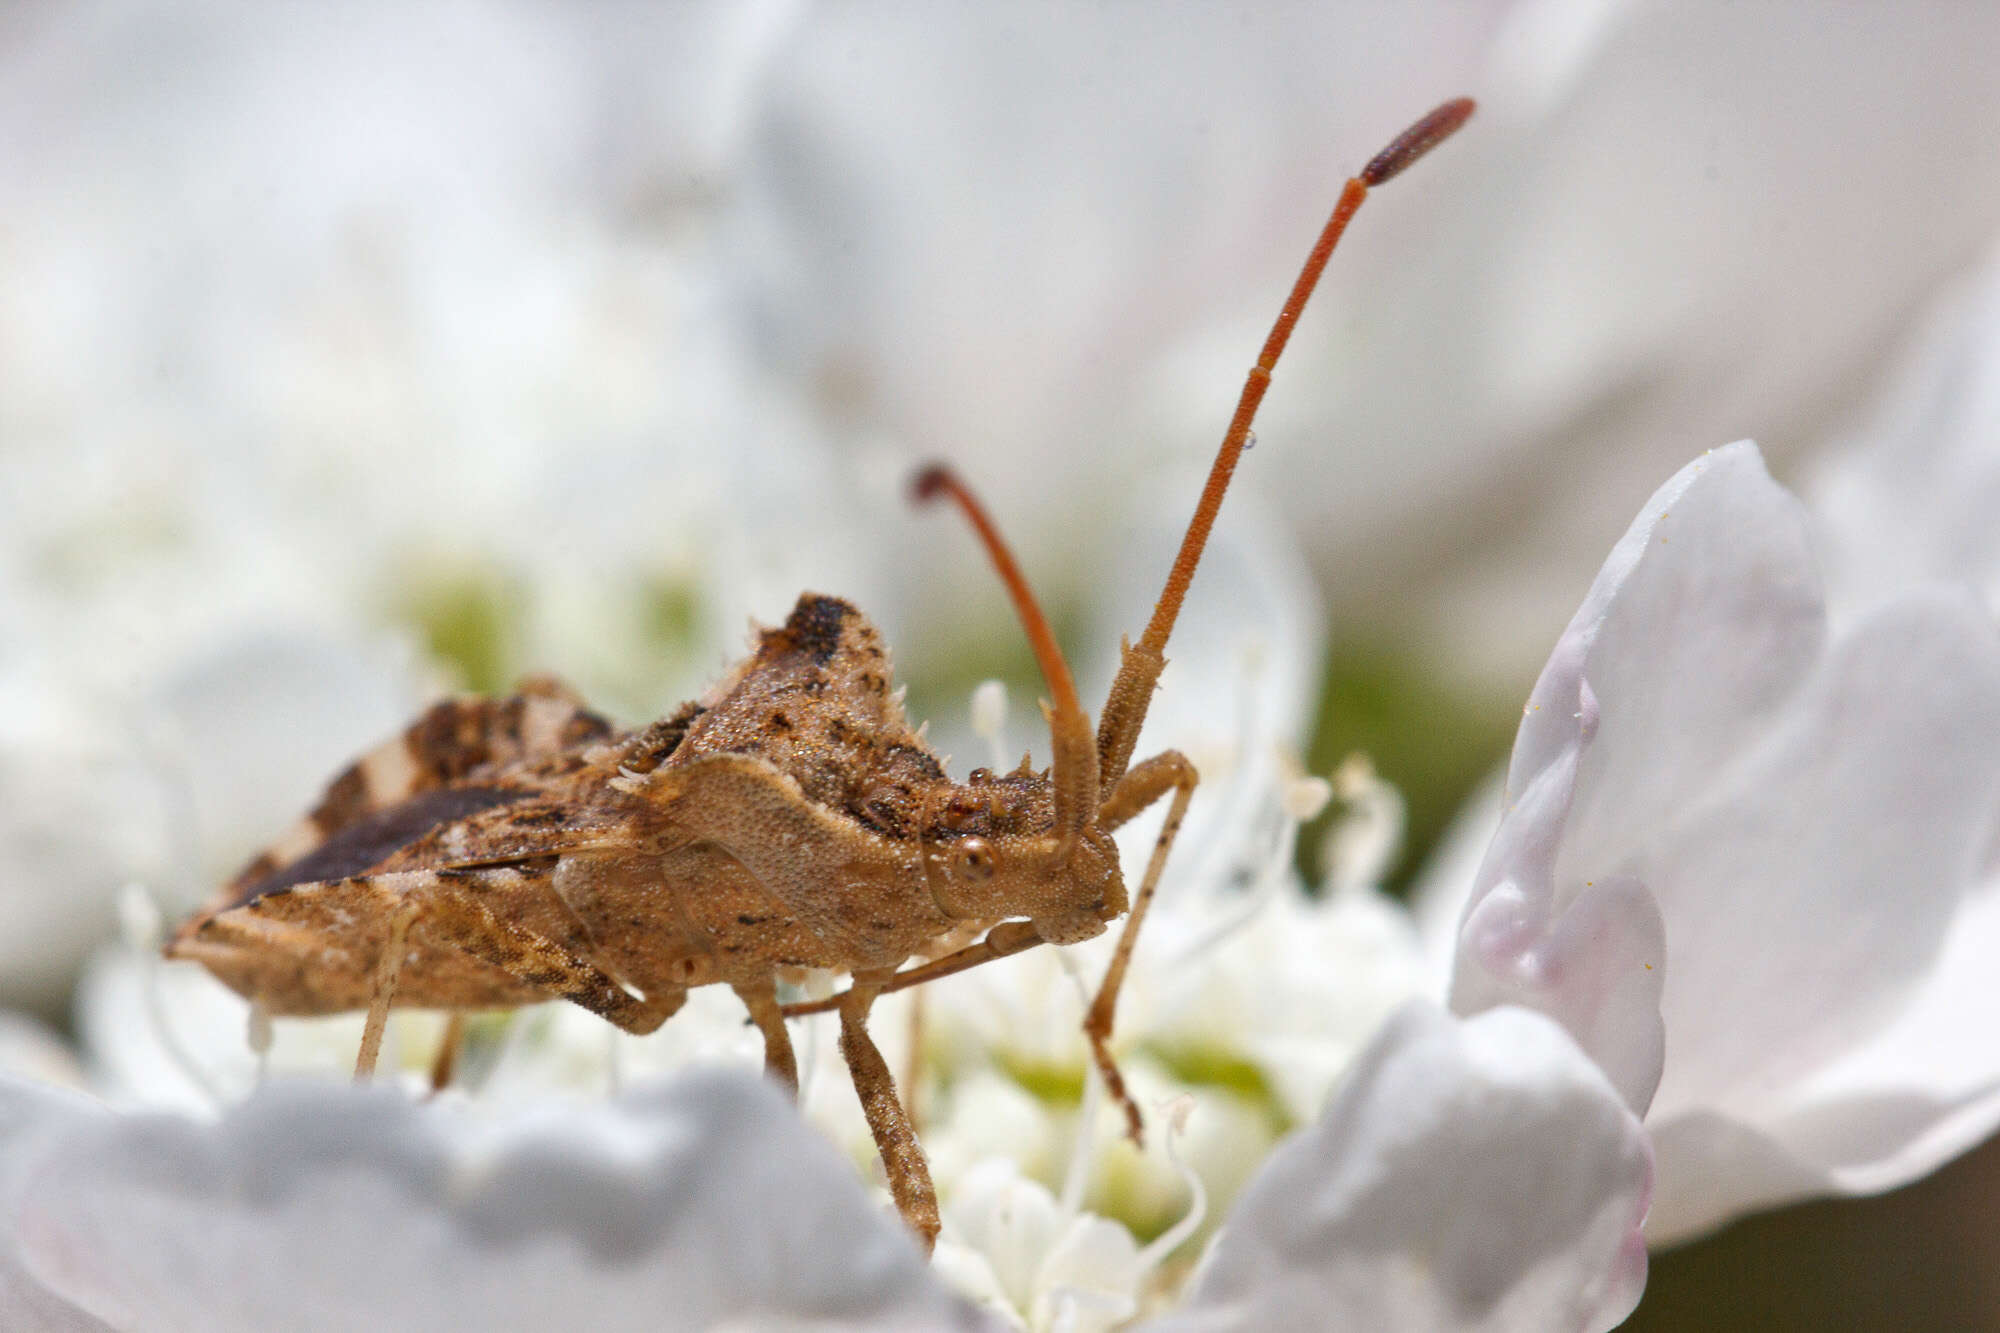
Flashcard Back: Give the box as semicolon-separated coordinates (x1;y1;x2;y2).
166;97;1474;1249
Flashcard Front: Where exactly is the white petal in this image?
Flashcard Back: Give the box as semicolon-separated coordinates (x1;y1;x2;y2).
0;672;169;1008
1805;240;2000;619
1644;593;2000;1113
1451;442;1900;1113
1543;446;1826;883
939;1160;1142;1333
1646;878;2000;1243
1454;437;2000;1241
945;1160;1070;1315
2;1072;989;1333
1299;1;2000;673
1449;616;1666;1110
1030;1215;1141;1333
0;1016;85;1095
1153;1003;1651;1333
0;1075;108;1332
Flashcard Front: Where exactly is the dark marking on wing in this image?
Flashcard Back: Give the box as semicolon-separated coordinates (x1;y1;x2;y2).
410;702;505;783
314;765;374;836
436;852;560;877
230;786;524;906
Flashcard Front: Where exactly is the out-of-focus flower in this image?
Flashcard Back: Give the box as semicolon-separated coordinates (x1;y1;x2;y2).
931;1158;1147;1332
0;1004;1649;1332
1443;441;2000;1242
0;1070;986;1332
735;2;2000;676
1155;1004;1650;1333
1806;243;2000;621
0;0;846;1006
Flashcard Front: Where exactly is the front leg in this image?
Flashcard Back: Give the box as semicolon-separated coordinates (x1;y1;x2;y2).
1086;749;1199;1145
839;970;940;1252
776;919;1044;1017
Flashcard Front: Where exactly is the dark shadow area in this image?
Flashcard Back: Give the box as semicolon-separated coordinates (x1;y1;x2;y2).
1628;1131;2000;1330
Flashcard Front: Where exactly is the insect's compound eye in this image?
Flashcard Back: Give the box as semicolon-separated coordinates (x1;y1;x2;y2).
952;836;996;882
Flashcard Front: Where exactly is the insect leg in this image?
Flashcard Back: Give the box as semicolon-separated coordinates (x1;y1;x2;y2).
775;919;1045;1018
417;879;685;1036
838;971;940;1252
1086;749;1199;1145
731;978;799;1093
428;1011;468;1094
902;988;927;1133
355;898;421;1081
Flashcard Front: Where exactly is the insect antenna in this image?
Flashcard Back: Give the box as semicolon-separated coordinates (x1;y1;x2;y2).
1094;97;1477;793
912;465;1099;843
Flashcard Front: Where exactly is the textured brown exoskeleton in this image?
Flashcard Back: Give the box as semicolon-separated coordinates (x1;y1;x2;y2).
166;99;1474;1250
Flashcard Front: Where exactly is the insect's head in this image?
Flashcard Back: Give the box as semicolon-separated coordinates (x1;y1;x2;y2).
916;764;1127;944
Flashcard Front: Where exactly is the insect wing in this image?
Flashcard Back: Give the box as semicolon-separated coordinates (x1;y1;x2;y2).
212;684;615;910
167;683;633;1013
633;751;922;965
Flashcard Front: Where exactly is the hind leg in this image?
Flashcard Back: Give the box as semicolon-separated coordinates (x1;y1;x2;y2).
428;1012;469;1094
354;877;686;1082
356;898;422;1080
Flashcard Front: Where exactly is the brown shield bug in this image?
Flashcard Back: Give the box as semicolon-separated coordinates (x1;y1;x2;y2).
167;97;1475;1249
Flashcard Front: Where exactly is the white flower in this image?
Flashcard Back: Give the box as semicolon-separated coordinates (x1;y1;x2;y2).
1157;1005;1650;1333
0;1070;981;1332
933;1159;1144;1333
1443;441;2000;1242
0;0;849;1005
0;1003;1649;1333
735;2;2000;676
1806;242;2000;621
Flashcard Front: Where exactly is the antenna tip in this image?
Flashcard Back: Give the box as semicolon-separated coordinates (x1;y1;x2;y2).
1360;96;1476;187
911;462;955;505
